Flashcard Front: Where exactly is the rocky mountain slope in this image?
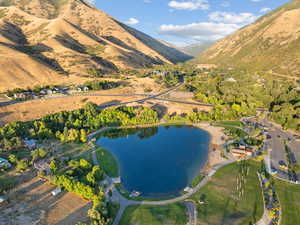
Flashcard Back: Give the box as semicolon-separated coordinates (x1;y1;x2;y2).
0;0;191;91
198;0;300;76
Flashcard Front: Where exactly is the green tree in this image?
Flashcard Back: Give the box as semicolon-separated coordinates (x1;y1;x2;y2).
8;154;17;164
80;129;87;143
16;159;29;172
31;148;47;162
79;159;92;170
50;160;58;173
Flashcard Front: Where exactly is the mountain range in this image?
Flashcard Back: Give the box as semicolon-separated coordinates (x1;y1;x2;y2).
198;0;300;77
180;42;213;57
0;0;191;91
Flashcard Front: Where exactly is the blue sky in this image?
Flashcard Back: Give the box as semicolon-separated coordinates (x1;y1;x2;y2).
89;0;290;46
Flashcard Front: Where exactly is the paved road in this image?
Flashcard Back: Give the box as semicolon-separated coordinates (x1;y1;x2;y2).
0;82;215;109
185;201;197;225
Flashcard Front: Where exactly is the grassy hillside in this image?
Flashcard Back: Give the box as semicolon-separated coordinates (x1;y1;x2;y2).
0;0;191;91
181;42;213;57
198;0;300;77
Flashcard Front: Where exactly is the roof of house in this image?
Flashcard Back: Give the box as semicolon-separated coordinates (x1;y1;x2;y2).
0;158;8;163
24;139;37;146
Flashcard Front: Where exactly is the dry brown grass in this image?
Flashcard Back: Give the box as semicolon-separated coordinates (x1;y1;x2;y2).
1;176;91;225
0;95;139;124
0;0;189;91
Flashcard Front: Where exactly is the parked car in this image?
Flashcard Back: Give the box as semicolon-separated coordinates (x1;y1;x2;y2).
0;196;8;205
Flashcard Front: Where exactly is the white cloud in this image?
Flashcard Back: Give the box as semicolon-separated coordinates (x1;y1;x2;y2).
251;0;262;2
125;18;140;25
209;11;258;24
260;7;271;13
159;22;240;41
220;1;230;7
168;0;209;11
144;0;152;3
84;0;96;4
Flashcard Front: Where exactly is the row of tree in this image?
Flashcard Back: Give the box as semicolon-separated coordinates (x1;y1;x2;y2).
0;103;159;153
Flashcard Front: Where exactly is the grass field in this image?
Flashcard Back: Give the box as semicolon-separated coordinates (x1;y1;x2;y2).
119;203;188;225
189;160;264;225
214;121;245;128
191;174;205;188
275;180;300;225
95;147;119;177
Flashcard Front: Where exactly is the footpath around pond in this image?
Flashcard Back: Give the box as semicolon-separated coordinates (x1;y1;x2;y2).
89;118;286;225
91;146;235;225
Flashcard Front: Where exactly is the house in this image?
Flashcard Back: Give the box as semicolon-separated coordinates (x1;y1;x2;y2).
51;188;62;196
13;92;35;99
77;86;89;92
24;139;37;150
196;64;217;69
225;77;237;82
231;148;253;157
34;160;51;174
111;177;121;184
129;191;141;198
13;93;26;99
39;90;47;95
46;89;53;95
0;158;11;168
184;187;193;193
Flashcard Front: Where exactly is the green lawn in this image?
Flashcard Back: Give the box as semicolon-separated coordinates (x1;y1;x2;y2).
189;160;264;225
95;147;119;177
119;203;188;225
275;180;300;225
214;121;245;128
191;174;205;188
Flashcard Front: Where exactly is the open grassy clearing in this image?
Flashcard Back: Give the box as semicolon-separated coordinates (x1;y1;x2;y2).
214;121;245;128
95;147;119;177
189;160;264;225
191;174;205;188
275;180;300;225
119;203;188;225
40;141;92;162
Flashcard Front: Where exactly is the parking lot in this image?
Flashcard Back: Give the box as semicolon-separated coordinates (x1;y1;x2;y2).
265;125;300;182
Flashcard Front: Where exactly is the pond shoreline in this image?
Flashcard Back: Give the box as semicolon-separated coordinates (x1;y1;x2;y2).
90;122;228;189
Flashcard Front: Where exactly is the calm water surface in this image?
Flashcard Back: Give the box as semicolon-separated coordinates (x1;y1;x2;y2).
96;125;210;198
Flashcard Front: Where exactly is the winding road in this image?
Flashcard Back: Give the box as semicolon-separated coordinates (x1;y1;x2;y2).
0;82;215;109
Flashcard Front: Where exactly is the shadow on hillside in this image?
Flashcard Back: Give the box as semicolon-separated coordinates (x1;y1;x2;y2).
54;32;118;71
55;33;86;54
114;19;193;63
65;20;107;46
0;23;66;74
102;35;164;64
